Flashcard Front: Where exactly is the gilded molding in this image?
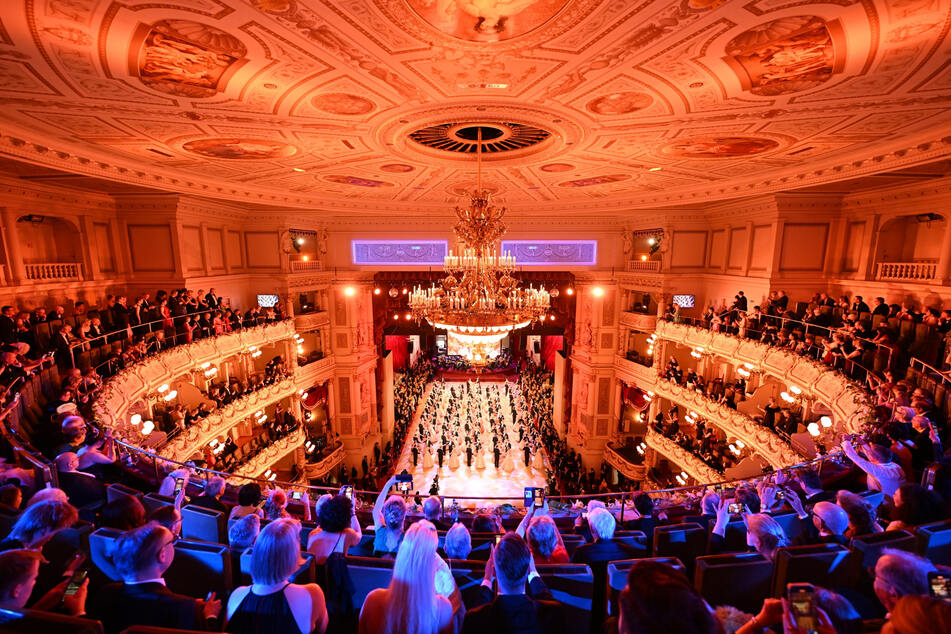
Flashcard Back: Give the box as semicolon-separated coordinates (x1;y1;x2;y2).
644;429;724;484
604;442;647;481
232;427;306;479
653;322;872;435
304;442;346;480
618;311;657;332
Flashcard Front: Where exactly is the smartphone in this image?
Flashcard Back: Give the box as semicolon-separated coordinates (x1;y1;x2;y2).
64;569;88;596
729;502;743;515
713;484;722;496
581;511;588;520
342;485;354;500
930;572;951;600
775;490;786;500
494;534;502;546
523;487;535;509
397;480;411;494
173;477;185;496
787;583;818;633
923;465;939;491
290;490;302;501
534;492;544;508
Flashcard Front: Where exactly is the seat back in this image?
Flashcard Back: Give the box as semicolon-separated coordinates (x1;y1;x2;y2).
0;608;104;633
709;519;747;553
88;527;123;581
850;530;917;576
606;558;685;617
299;520;318;550
181;504;225;543
916;519;951;566
613;530;649;556
106;483;143;504
536;563;595;634
238;548;316;586
771;512;804;545
446;559;486;610
652;523;706;572
141;493;174;515
165;539;232;599
561;534;585;558
771;543;850;597
345;555;395;609
467;533;498;561
695;552;772;613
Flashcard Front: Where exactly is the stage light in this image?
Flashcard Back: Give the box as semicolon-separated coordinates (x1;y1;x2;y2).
393;314;399;320
807;422;821;437
565;288;574;295
405;313;411;320
647;237;656;245
344;286;355;296
374;288;381;295
820;415;832;427
592;286;604;297
130;414;141;425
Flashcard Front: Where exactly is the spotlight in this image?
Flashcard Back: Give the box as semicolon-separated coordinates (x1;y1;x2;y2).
393;314;399;320
592;286;604;297
344;286;355;296
820;416;832;428
404;313;411;320
565;288;574;295
374;288;381;295
297;237;305;245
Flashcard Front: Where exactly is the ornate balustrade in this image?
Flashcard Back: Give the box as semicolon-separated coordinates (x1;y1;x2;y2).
159;378;298;463
92;321;296;435
876;260;936;281
619;311;657;332
290;260;324;272
644;429;724;484
25;261;83;281
653;321;872;434
614;356;658;384
295;355;334;384
604;442;647;481
626;260;661;273
232;426;306;479
294;311;330;331
304;441;346;480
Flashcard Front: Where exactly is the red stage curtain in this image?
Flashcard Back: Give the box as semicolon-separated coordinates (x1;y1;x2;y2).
540;335;563;371
385;335;409;371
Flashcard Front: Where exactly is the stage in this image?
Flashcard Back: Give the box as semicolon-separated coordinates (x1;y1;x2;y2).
394;381;549;505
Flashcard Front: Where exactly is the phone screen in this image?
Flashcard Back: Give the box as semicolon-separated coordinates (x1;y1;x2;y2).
343;485;353;500
397;481;411;494
494;534;502;546
523;487;534;509
729;502;743;515
930;573;951;599
788;585;817;633
65;569;88;596
534;492;544;508
173;478;185;496
290;490;302;500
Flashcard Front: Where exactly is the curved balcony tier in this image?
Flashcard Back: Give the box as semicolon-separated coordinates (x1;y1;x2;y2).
304;441;346;480
604;441;647;481
653;321;872;434
92;321;296;431
159;378;298;463
644;429;724;484
233;426;306;479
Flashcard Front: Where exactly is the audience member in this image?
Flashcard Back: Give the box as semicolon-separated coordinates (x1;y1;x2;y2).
883;594;951;634
230;483;264;521
307;494;362;564
372;475;407;558
444;522;472;561
616;560;720;634
0;500;78;551
422;496;450;530
873;549;937;615
191;476;227;512
229;514;261;551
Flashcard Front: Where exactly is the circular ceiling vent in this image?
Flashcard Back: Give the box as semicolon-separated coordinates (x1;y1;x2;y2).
408;122;550;154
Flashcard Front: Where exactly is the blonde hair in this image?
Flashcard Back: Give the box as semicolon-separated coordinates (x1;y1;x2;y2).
747;513;788;561
527;515;559;557
382;520;440;634
250;518;302;585
382;495;406;531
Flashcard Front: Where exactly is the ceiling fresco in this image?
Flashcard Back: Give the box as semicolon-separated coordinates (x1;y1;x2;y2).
0;0;948;214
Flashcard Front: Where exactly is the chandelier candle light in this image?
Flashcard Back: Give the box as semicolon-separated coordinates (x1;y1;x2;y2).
409;127;551;365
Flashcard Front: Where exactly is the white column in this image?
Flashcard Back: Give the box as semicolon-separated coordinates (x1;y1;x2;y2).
1;209;26;283
934;221;951;283
381;354;394;436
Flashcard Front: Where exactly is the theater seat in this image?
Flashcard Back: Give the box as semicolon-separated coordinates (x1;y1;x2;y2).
467;533;499;561
561;534;585;558
120;627;200;633
345;555;395;610
771;543;850;598
180;504;225;543
141;493;174;515
0;608;103;633
652;523;706;573
606;558;685;617
446;559;486;609
916;519;951;566
770;512;804;545
613;530;649;556
106;483;143;504
89;527;123;581
695;552;772;614
850;530;916;575
535;563;594;634
709;519;747;553
164;539;232;599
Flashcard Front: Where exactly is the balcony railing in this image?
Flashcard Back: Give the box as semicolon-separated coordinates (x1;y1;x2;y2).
25;261;83;281
304;441;346;480
604;441;647;481
644;429;724;484
233;426;306;479
290;260;324;272
626;259;661;273
876;260;936;281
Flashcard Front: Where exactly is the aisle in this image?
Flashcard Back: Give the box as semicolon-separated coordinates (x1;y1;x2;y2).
392;380;548;505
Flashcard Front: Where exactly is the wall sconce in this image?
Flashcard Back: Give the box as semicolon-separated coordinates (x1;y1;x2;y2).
130;414;142;426
140;420;155;435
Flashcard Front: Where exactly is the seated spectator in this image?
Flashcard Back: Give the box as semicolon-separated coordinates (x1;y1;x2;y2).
616;560;719;634
0;499;78;551
53;440;114;497
444;522;472;561
837;490;883;538
573;499;606;542
422;495;450;530
884;595;951;634
462;532;561;634
622;492;660;540
89;522;222;633
226;518;329;634
306;494;362;564
100;494;146;531
571;507;640;565
26;487;69;507
471;512;502;534
840;438;906;497
808;501;850;546
0;549;87;616
526;515;569;565
359;520;454;634
886;483;948;532
229;514;260;551
372;475;407;558
191;476;227;512
148;505;182;537
230;483;264;521
873;549;937;615
0;482;21;514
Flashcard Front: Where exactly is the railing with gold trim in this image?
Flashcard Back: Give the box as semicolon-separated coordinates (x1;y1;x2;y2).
643;429;724;484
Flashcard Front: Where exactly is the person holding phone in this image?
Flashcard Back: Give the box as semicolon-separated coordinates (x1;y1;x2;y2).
516;498;569;565
372;475;408;558
0;549;88;617
306;493;362;564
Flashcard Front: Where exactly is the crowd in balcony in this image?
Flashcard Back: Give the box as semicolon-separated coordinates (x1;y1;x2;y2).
651;406;741;475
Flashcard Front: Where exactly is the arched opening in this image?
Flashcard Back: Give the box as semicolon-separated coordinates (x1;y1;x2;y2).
15;215;84;281
875;213;947;281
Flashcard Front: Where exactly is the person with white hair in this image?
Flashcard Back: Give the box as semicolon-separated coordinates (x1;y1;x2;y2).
874;549;937;615
422;495;450;530
570;508;638;566
516;499;568;564
373;475;409;558
229;514;261;551
573;499;606;543
191;476;227;512
444;522;472;561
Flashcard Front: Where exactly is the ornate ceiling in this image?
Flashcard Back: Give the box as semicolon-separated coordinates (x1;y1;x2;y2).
0;0;950;214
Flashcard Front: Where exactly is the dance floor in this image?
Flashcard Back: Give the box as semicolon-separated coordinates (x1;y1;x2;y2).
393;382;549;506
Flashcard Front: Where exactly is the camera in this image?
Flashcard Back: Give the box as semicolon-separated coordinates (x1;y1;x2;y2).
788;583;818;634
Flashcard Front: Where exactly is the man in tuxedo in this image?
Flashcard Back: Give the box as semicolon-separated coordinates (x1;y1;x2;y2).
0;306;16;345
54;452;106;508
466;444;472;468
88;523;221;634
462;533;564;633
204;288;219;308
493;445;501;469
523;445;531;468
437;446;445;468
411;444;419;467
111;296;131;338
51;324;73;369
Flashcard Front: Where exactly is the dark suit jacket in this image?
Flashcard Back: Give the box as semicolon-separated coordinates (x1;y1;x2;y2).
89;581;202;634
58;470;107;508
189;494;227;513
462;576;563;634
0;315;16;344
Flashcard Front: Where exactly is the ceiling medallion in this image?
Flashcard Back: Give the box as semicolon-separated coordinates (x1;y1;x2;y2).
409;121;550;155
409;129;550;367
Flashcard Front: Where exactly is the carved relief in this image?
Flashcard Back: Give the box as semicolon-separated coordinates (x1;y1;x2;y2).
403;0;569;43
660;137;780;158
310;92;375;115
182;138;298;160
645;429;724;483
325;175;394;187
586;91;653;115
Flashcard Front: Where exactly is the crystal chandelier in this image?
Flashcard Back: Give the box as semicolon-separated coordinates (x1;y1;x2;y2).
409;128;550;362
